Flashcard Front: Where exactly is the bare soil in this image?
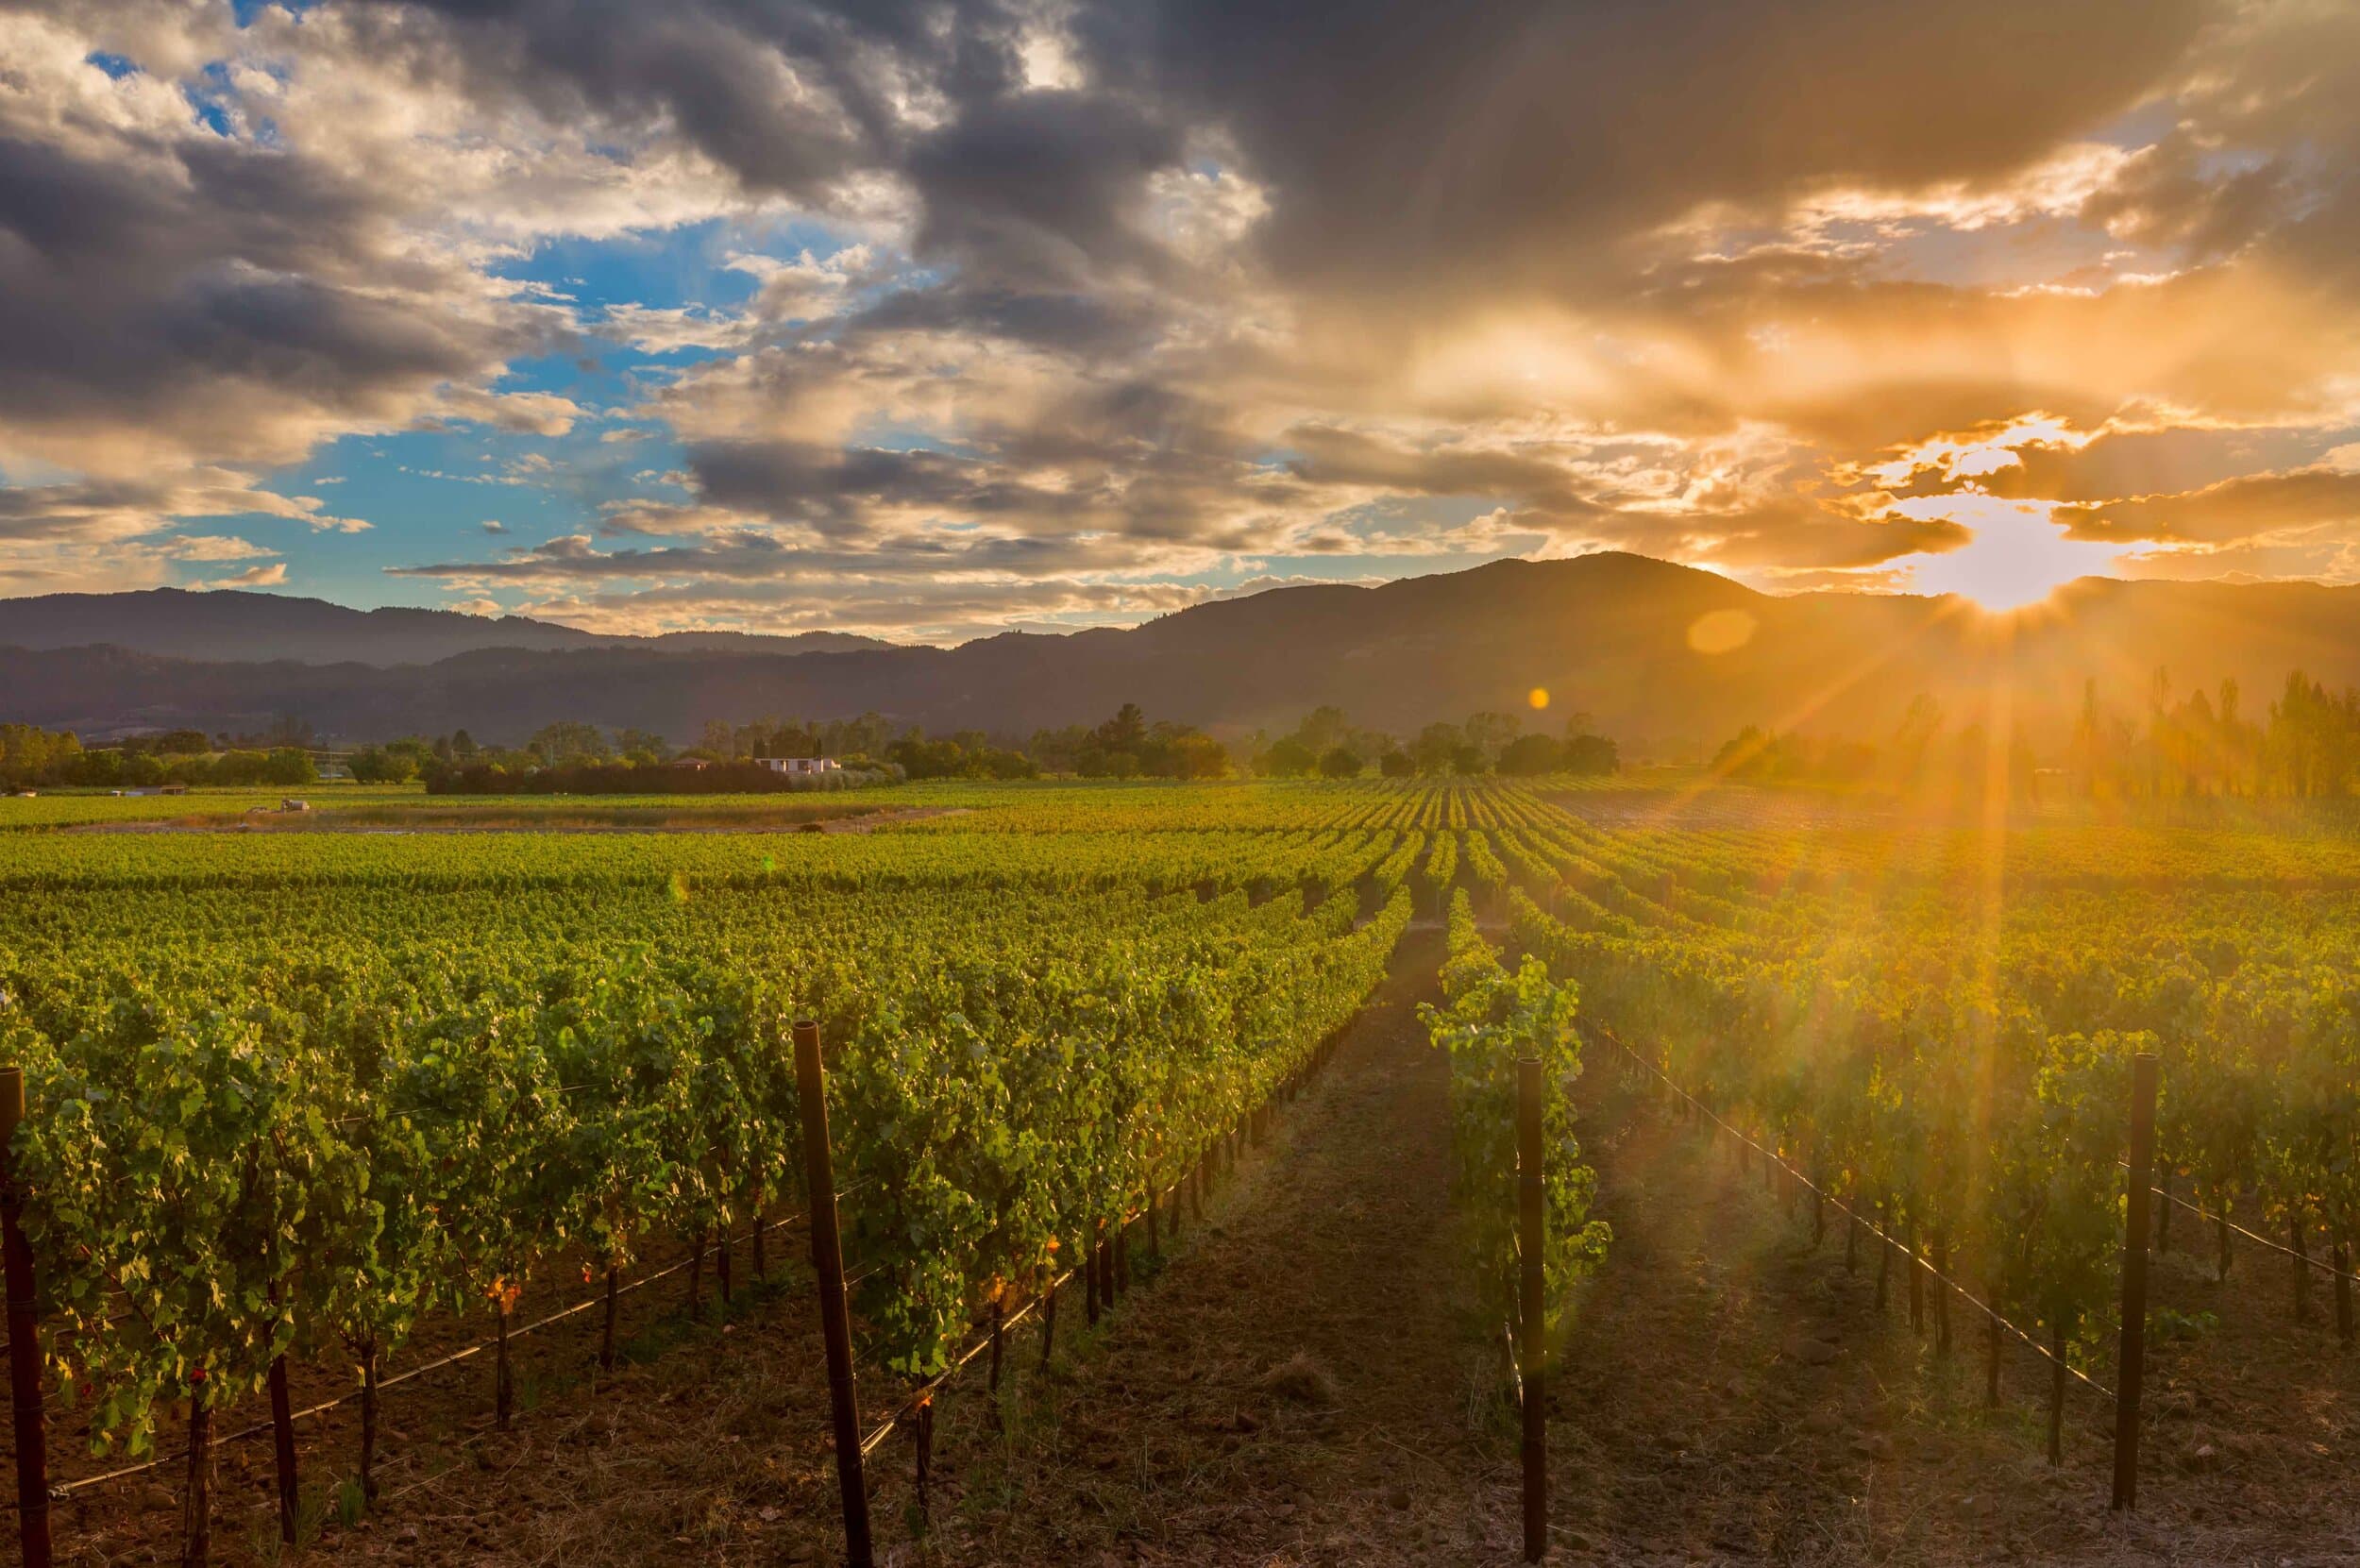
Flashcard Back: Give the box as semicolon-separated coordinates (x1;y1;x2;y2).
890;923;1520;1565
1550;1062;2360;1566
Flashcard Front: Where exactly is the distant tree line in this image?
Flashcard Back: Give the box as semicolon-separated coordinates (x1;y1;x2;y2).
2070;669;2360;799
1245;705;1618;779
1711;667;2360;800
425;759;889;795
4;698;1625;794
0;724;316;790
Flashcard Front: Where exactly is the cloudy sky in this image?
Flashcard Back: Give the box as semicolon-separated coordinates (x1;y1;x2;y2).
3;0;2358;642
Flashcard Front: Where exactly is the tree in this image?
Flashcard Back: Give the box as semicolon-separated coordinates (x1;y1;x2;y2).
1562;733;1619;775
1259;737;1317;778
1317;745;1361;779
526;721;610;768
349;746;418;784
262;748;317;786
1378;749;1415;778
615;728;671;764
1891;693;1945;792
1166;733;1232;780
1411;722;1465;776
1093;702;1148;755
1496;733;1563;776
1295;705;1350;756
1462;711;1521;764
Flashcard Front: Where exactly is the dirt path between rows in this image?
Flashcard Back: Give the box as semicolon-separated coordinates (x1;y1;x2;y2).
1551;1065;2360;1567
896;922;1532;1565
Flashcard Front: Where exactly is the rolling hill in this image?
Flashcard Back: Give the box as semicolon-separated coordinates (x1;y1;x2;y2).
0;586;887;666
7;554;2360;754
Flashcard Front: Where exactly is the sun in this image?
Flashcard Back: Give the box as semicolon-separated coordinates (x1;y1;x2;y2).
1904;500;2121;613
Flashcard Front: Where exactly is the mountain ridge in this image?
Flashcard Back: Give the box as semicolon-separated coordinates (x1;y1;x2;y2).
8;554;2360;754
0;586;889;666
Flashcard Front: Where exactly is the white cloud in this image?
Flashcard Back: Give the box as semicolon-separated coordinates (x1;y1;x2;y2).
200;561;288;589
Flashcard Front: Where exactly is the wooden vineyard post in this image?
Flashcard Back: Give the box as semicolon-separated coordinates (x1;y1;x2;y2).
752;1177;767;1283
2047;1321;2066;1466
914;1393;935;1519
1875;1197;1891;1312
494;1296;514;1431
1932;1229;1951;1357
1984;1283;2003;1408
359;1340;381;1500
2292;1210;2313;1326
267;1286;299;1544
184;1379;213;1568
1906;1214;1924;1336
1517;1055;1546;1563
1;1067;53;1568
794;1019;873;1568
600;1265;619;1372
986;1294;1005;1432
1038;1271;1058;1374
2336;1233;2354;1346
2112;1051;2158;1511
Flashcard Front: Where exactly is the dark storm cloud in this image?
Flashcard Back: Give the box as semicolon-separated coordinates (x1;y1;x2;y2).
389;525;1169;583
677;440;1086;538
0;82;567;478
1277;426;1610;520
904;90;1183;289
846;282;1162;357
1981;428;2343;507
2058;469;2360;546
361;0;1017;200
1074;0;2210;299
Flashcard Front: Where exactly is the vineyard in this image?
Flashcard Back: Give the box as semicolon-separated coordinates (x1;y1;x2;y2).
4;777;2360;1561
0;783;1446;1561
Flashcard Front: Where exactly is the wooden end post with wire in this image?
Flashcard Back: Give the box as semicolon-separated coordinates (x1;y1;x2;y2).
795;1019;873;1568
1518;1054;1546;1562
2112;1052;2158;1512
2;1066;54;1568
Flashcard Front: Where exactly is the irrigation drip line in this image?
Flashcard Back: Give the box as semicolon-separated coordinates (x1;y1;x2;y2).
856;1261;1079;1462
2116;1161;2360;1285
15;1190;860;1506
1595;1026;2115;1404
851;1138;1234;1458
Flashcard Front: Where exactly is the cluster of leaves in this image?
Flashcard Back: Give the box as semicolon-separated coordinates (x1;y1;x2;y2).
1419;889;1610;1334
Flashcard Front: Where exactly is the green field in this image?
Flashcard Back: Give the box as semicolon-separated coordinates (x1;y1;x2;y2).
10;777;2360;1561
